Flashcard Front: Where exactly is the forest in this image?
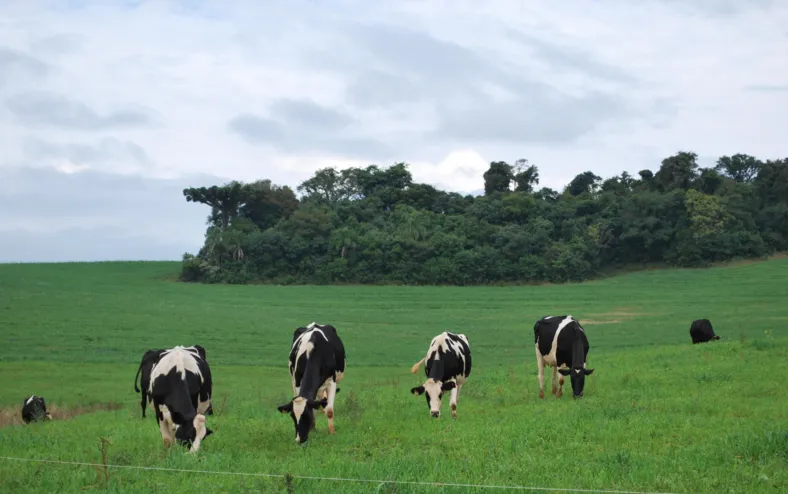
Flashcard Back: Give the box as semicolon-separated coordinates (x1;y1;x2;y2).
179;151;788;285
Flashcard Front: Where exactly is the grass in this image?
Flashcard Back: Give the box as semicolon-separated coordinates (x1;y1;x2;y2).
0;259;786;493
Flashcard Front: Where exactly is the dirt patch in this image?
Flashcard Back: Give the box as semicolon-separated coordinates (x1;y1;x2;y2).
581;319;622;326
0;402;124;428
584;307;657;320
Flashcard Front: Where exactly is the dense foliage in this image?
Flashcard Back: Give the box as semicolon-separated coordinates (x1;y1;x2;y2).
180;152;788;285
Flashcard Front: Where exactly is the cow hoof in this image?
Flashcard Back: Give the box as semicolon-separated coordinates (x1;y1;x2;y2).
551;386;557;395
328;424;335;434
539;390;545;399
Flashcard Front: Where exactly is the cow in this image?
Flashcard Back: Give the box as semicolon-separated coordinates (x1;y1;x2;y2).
277;322;346;444
410;331;472;419
690;318;721;344
148;345;213;452
21;395;52;423
134;346;212;418
534;315;594;399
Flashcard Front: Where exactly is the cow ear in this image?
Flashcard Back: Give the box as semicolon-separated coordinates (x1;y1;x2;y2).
411;386;425;396
277;402;293;414
584;368;594;375
307;398;327;410
558;368;571;376
441;381;456;391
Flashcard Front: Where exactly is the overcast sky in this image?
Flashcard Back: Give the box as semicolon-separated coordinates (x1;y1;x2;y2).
1;1;787;263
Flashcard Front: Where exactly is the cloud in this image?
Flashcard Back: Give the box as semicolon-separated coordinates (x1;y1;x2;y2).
0;48;50;85
6;91;155;130
228;98;392;159
1;0;787;261
0;167;223;262
23;137;152;173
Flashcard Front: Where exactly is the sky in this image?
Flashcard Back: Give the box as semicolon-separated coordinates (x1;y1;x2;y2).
1;0;787;263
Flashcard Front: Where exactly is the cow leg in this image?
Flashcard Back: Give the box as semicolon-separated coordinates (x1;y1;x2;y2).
556;367;565;398
450;385;460;419
156;405;174;447
536;345;545;399
551;367;558;395
324;380;338;434
141;389;147;418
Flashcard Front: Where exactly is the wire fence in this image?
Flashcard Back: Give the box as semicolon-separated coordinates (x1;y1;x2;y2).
0;455;684;494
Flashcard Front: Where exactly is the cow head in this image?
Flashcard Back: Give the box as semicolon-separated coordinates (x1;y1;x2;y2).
277;396;327;443
558;367;594;398
174;414;213;453
410;379;456;418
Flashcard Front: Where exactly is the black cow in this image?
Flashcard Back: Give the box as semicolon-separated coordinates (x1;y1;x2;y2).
277;322;346;444
148;346;214;452
690;319;721;344
410;331;472;419
21;395;52;423
534;315;594;399
134;346;212;418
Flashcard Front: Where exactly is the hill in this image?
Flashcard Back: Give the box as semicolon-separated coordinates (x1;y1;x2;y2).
0;259;786;492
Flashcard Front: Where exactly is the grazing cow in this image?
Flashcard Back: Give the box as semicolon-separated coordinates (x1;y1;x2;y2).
134;346;212;418
277;322;346;444
534;315;594;399
148;346;213;452
21;395;52;423
410;331;472;419
690;319;721;344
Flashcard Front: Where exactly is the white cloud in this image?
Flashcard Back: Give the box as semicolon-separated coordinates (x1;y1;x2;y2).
1;0;787;261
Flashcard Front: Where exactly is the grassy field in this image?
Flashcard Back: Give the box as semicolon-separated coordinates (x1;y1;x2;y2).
0;259;786;493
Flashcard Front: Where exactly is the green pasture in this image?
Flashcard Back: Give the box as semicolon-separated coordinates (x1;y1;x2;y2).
0;259;786;493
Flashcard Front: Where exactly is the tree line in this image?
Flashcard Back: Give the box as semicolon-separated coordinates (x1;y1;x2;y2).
179;151;788;285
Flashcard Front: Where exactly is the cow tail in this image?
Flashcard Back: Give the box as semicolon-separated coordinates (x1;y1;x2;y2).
410;357;426;374
134;362;143;393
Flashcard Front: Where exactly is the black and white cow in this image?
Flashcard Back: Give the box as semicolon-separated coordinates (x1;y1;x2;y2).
410;331;471;419
534;315;594;399
134;346;212;419
690;318;721;344
21;395;52;423
277;322;346;444
148;345;213;452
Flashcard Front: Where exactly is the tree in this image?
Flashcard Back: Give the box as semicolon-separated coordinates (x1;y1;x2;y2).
567;171;602;197
183;181;246;230
483;161;513;195
513;159;540;193
655;151;699;191
715;154;762;183
179;151;776;285
241;180;299;230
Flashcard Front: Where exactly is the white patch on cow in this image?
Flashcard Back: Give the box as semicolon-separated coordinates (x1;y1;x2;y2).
197;398;211;415
292;397;308;442
158;405;175;446
423;378;443;413
190;414;207;453
25;395;35;405
540;316;576;368
424;332;468;368
574;368;582;374
149;346;203;387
